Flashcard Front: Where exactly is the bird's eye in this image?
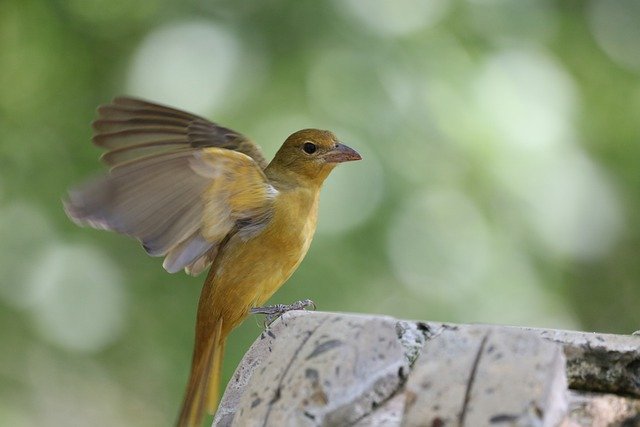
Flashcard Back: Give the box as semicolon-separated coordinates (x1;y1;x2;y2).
302;142;317;154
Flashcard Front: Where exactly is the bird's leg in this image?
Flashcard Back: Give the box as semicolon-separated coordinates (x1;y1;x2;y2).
251;299;316;327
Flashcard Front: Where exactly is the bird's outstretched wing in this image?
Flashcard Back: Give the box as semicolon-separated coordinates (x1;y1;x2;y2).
65;144;276;276
93;97;268;169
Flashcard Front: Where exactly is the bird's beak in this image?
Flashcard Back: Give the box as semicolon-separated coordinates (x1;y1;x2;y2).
323;142;362;163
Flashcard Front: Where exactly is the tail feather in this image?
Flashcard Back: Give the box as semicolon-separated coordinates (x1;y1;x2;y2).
177;319;225;427
206;337;225;414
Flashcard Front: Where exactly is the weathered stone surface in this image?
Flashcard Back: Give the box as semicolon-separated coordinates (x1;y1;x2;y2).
416;322;640;398
213;312;640;427
401;326;486;427
351;392;406;427
562;390;640;427
402;326;567;427
216;311;419;427
213;311;327;427
532;328;640;397
465;329;567;427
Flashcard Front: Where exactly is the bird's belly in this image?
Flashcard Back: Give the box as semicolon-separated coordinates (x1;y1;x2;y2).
209;214;316;327
249;225;313;304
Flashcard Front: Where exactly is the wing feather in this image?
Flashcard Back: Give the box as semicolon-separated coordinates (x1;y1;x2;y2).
64;147;276;275
92;97;268;169
191;149;276;242
163;233;214;274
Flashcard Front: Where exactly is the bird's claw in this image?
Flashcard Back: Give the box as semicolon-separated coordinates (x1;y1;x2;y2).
251;299;316;328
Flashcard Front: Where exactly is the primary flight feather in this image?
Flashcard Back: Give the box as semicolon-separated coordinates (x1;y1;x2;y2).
64;97;361;427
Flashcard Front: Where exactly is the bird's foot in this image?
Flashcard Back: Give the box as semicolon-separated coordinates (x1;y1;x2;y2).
251;299;316;327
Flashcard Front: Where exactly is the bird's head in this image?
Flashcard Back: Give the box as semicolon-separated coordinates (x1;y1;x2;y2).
269;129;361;185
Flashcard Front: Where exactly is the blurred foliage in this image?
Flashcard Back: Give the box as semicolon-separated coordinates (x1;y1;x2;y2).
1;0;640;425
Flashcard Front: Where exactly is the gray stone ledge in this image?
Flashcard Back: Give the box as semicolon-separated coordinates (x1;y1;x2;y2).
213;311;640;427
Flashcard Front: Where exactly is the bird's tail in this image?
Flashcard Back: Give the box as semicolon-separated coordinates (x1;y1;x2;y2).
177;319;226;427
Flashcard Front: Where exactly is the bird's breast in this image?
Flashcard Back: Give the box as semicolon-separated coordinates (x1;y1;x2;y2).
256;187;319;288
208;186;320;323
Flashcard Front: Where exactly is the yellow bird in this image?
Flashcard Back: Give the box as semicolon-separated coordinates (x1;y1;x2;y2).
64;97;361;426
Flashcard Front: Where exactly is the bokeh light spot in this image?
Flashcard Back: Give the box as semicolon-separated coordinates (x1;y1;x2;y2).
388;189;491;298
307;49;389;128
25;350;151;427
27;243;127;353
127;21;241;114
474;48;576;151
0;202;55;307
521;148;623;260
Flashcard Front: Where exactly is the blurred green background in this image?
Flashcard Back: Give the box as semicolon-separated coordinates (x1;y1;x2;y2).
1;0;640;425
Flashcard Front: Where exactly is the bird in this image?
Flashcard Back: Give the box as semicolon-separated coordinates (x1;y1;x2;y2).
63;96;361;427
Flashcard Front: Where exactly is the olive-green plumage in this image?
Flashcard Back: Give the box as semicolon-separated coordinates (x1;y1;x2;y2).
64;97;361;427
